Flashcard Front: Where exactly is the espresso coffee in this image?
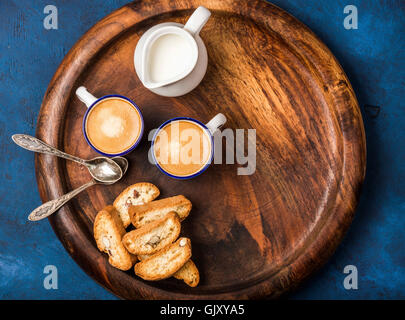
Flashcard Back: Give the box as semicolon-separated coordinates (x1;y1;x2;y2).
85;98;142;154
154;120;212;176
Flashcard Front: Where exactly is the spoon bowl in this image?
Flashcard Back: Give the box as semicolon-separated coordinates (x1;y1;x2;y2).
112;156;129;175
85;157;123;183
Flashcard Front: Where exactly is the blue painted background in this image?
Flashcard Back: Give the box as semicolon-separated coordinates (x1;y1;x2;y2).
0;0;403;299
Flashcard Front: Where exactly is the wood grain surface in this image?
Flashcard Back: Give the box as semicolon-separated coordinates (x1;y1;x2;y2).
35;0;366;299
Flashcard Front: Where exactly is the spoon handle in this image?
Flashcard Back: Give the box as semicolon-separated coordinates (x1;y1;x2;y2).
28;180;97;221
12;134;86;165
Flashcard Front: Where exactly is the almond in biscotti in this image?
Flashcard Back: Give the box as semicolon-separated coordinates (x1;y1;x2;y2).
122;212;181;255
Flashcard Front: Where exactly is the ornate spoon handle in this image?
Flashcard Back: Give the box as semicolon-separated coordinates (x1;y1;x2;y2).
12;134;86;165
28;180;97;221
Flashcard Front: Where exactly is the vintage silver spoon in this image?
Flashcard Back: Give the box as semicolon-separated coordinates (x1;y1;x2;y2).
12;134;122;183
27;156;128;221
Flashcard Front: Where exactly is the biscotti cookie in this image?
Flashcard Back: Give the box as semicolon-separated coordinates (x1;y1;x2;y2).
129;195;191;228
113;183;160;228
122;212;181;255
94;205;137;271
173;260;200;287
134;237;191;281
137;254;199;287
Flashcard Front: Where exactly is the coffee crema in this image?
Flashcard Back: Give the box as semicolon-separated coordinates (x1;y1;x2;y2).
85;98;142;154
153;120;212;177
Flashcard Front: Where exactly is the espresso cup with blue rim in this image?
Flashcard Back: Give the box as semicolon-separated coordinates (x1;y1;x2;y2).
151;113;226;179
76;86;144;157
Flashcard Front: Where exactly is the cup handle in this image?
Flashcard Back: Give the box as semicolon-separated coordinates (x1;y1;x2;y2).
206;113;226;135
76;86;98;108
183;6;211;36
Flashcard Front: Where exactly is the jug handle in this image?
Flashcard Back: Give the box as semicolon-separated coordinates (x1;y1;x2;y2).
184;6;211;36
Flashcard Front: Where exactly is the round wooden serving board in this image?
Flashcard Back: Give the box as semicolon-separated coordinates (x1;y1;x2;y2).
35;0;366;299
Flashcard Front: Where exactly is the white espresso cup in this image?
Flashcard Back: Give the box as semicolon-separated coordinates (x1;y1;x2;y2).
76;86;144;157
151;113;226;179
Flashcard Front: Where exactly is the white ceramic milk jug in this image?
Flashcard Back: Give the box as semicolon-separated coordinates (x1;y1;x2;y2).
134;6;211;97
